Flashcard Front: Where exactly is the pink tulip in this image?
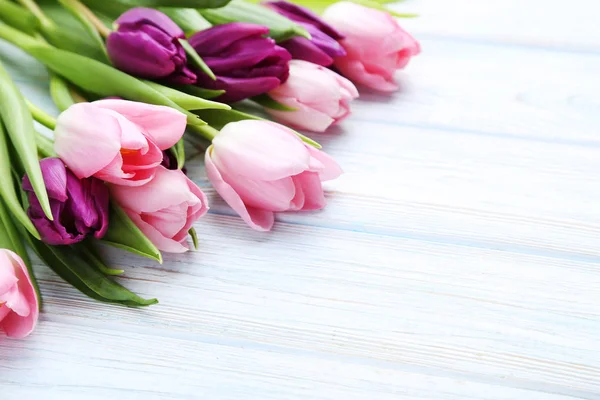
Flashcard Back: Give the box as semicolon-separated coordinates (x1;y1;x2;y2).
54;100;187;186
0;250;39;339
110;167;209;253
322;2;420;92
265;60;358;132
205;120;342;231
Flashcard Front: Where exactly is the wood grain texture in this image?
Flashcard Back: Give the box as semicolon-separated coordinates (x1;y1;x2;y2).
2;0;600;399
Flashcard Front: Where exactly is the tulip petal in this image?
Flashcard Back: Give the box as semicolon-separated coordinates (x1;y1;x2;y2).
198;75;283;103
142;203;188;239
206;147;274;231
293;171;326;211
22;158;68;202
110;167;199;213
0;252;18;295
91;179;110;239
0;250;38;338
212;120;310;181
281;37;334;66
54;103;122;179
189;23;269;55
335;57;399;92
93;99;187;150
126;210;190;253
223;169;296;212
265;97;335;133
264;1;344;39
306;145;343;181
107;30;178;79
116;7;185;38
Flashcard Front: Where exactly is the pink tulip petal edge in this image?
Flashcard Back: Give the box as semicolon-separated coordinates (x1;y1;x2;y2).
0;250;39;339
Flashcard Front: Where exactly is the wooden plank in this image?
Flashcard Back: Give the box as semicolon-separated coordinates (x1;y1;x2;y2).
1;218;598;397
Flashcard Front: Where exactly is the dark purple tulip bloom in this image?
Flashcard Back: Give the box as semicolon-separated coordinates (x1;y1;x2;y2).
189;23;292;103
22;158;110;246
107;8;196;84
263;1;346;66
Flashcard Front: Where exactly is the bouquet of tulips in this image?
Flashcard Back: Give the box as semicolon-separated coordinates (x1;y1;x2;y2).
0;0;419;339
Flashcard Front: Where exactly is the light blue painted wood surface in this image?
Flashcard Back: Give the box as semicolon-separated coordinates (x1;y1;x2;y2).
1;0;599;399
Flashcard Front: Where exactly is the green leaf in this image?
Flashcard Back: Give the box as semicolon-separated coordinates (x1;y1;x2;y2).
28;237;157;307
0;195;42;308
200;0;310;42
79;243;124;275
172;84;225;100
57;0;110;64
102;202;163;264
0;0;39;34
178;38;216;80
253;93;297;112
82;0;231;18
50;73;76;112
0;24;204;127
0;62;53;224
143;80;229;111
172;139;186;169
0;119;40;239
160;8;211;35
189;227;198;250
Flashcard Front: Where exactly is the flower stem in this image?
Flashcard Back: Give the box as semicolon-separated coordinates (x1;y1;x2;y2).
188;124;219;141
26;100;57;130
178;38;216;81
16;0;55;31
0;20;44;51
57;0;110;63
36;132;56;158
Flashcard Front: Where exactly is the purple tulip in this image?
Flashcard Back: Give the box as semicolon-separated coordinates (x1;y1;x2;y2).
189;23;292;103
263;1;346;66
107;8;196;84
22;158;110;246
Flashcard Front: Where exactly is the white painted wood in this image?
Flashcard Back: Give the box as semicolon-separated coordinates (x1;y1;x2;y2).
2;1;600;399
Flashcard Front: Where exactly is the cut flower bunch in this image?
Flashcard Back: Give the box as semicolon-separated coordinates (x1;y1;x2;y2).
0;0;420;338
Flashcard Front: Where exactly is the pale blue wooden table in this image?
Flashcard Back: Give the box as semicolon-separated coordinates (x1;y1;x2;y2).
1;0;600;399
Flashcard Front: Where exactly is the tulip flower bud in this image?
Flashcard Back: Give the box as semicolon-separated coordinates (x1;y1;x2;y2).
0;249;38;338
265;60;358;132
189;23;291;103
263;1;346;66
322;2;420;92
22;158;110;246
205;120;342;231
107;8;196;84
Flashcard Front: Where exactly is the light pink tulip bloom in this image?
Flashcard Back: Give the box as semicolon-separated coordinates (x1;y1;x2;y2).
265;60;358;132
110;167;209;253
0;250;39;339
54;99;187;186
205;120;342;231
322;2;420;92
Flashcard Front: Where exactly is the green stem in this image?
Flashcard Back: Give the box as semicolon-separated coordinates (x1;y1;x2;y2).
57;0;110;62
0;19;44;50
16;0;55;31
50;74;76;112
26;100;57;130
179;38;216;81
36;132;56;158
188;124;219;141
